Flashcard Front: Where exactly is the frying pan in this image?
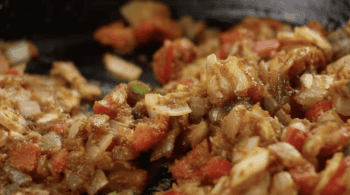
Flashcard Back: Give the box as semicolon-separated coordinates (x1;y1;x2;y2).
1;0;350;194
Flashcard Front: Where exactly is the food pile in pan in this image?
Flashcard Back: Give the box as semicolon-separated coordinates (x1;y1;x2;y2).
1;1;350;195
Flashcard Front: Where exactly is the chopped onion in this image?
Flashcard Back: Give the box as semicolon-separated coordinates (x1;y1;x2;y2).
41;132;61;152
188;121;209;148
91;114;110;127
335;94;350;116
275;109;292;126
103;53;142;81
220;105;247;143
267;142;305;167
86;134;114;160
36;113;59;124
86;169;109;195
231;147;269;189
188;97;211;121
112;146;139;161
150;126;180;162
5;41;31;64
18;100;41;118
8;130;25;141
0;105;27;133
68;120;83;139
209;107;228;124
270;171;298;195
65;170;84;190
4;165;32;186
78;83;102;102
0;129;8;147
145;93;192;117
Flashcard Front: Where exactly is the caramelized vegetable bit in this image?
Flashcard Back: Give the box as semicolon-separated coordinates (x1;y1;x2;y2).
132;115;170;151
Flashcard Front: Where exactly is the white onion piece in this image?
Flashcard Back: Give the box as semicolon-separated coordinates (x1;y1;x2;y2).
86;134;113;160
0;105;27;133
231;147;269;189
36;113;59;124
188;97;211;121
41;132;61;152
188;121;209;148
68;120;83;139
103;53;142;81
86;169;109;195
145;93;192;117
0;129;8;147
65;170;84;190
270;171;298;195
335;95;350;116
4;165;32;186
5;41;30;64
8;130;25;141
150;127;180;162
18;100;41;118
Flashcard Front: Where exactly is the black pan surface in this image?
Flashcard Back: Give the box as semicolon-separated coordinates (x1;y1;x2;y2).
1;0;350;194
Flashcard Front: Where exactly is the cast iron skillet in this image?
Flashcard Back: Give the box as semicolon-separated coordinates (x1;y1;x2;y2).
1;0;350;194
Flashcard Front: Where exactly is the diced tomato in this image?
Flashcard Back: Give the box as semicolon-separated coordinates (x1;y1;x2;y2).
197;157;233;182
220;27;255;44
51;150;69;174
219;43;231;60
169;139;212;180
93;99;111;114
93;22;136;53
51;122;70;135
8;142;41;172
321;157;350;195
289;162;319;195
151;18;183;42
6;68;21;76
163;192;184;195
247;84;265;103
154;40;174;84
254;39;280;56
319;126;350;156
284;128;308;152
132;115;170;151
305;101;333;122
133;21;157;45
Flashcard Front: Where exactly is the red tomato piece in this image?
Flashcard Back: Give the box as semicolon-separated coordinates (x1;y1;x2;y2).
198;157;233;182
289;162;319;195
51;150;69;174
93;100;111;115
153;40;175;84
305;101;333;122
321;157;350;195
319;126;350;156
254;39;280;56
220;27;255;44
132;115;170;151
6;68;21;76
51;122;70;135
133;21;157;45
284;128;308;152
8;143;41;172
169;139;211;180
